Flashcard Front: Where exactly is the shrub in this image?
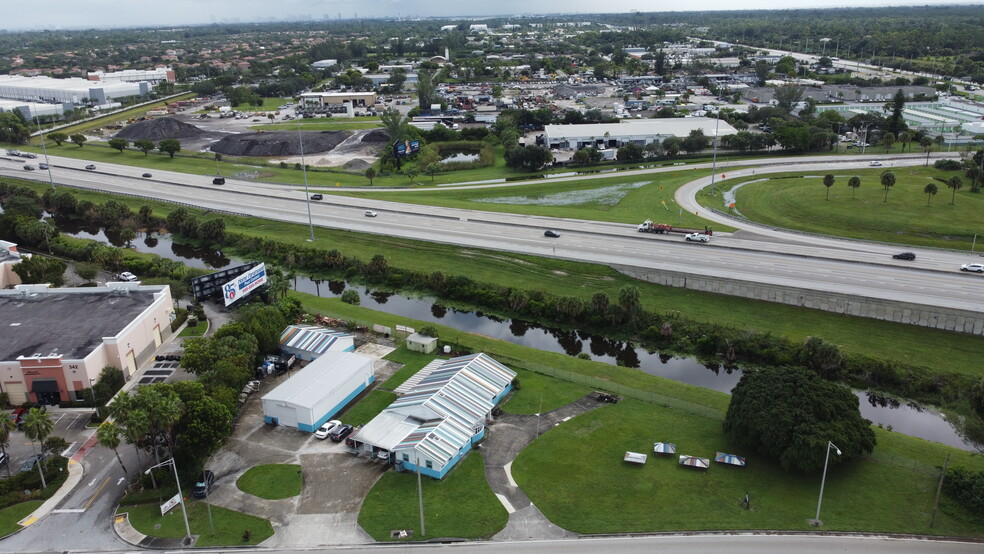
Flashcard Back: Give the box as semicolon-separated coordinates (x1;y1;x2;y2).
340;289;360;305
934;159;963;171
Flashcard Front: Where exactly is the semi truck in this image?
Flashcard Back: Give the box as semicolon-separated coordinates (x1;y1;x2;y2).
637;219;713;236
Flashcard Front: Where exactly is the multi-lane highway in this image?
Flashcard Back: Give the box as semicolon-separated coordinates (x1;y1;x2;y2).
2;151;981;316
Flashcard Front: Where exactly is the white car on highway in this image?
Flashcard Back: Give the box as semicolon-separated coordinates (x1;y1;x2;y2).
960;263;984;273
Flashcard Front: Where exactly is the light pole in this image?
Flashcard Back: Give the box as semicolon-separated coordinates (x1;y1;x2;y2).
31;109;55;190
297;119;315;242
146;458;192;544
860;124;872;155
813;441;841;526
416;454;426;537
88;378;99;419
709;115;721;196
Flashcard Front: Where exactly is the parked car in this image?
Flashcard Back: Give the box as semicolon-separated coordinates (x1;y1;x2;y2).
212;177;226;185
869;161;882;167
192;470;215;499
19;455;41;473
544;230;560;238
0;452;6;467
892;252;916;260
142;172;152;178
960;263;984;273
10;407;27;426
38;163;49;170
329;423;353;442
115;272;138;282
685;233;711;243
310;194;323;200
314;420;341;440
85;164;96;170
364;210;377;217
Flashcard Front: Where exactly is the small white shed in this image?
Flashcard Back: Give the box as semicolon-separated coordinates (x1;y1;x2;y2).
406;333;438;354
261;352;374;432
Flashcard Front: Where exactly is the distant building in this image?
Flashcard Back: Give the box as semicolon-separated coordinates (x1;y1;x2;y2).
299;91;377;108
87;67;175;84
543;118;738;150
0;74;150;106
311;59;339;69
469;24;489;33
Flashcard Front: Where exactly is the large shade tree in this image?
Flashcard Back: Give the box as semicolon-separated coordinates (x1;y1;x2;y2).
723;366;876;473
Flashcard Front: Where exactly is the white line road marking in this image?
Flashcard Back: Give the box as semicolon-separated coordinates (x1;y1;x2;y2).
88;478;97;487
495;493;516;514
117;477;125;485
504;462;518;487
60;441;77;457
50;509;85;513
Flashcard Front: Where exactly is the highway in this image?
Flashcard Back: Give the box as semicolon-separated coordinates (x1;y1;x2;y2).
2;151;982;316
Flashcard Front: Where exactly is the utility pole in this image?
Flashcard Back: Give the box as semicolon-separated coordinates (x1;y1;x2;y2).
930;454;950;528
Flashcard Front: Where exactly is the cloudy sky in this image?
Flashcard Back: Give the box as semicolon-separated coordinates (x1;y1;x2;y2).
2;0;979;31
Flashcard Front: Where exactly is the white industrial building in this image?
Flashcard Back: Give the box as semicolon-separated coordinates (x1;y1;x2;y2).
299;91;377;108
261;352;374;432
0;281;175;405
348;353;515;479
279;325;354;361
0;74;151;106
543;118;738;151
0;98;71;119
87;67;175;84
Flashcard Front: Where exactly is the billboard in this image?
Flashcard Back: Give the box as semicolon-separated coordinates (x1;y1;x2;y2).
223;262;268;306
392;139;421;158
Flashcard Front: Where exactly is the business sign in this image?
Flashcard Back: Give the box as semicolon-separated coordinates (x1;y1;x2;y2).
223;262;268;306
392;139;421;158
160;493;182;516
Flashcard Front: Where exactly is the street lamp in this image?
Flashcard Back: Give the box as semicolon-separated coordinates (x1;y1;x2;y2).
813;441;841;526
31;108;55;190
860;123;872;155
709;115;721;196
88;378;99;419
297;119;315;242
146;458;192;544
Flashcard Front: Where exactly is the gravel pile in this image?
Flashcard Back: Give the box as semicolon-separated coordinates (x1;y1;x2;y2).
361;129;391;143
209;131;348;157
114;117;206;141
342;159;372;171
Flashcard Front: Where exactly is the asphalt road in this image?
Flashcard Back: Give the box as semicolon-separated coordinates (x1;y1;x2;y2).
2;151;980;315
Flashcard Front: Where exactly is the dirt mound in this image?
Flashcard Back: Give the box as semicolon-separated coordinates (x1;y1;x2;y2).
115;117;206;141
210;131;348;157
342;158;372;171
361;129;390;143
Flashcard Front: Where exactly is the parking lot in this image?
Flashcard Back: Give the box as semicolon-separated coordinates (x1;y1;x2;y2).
4;407;96;471
203;345;399;548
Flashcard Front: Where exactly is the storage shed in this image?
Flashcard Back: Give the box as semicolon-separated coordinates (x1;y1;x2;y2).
406;333;438;354
279;325;354;361
261;352;374;432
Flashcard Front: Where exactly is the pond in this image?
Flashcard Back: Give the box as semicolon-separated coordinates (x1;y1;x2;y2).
57;225;975;450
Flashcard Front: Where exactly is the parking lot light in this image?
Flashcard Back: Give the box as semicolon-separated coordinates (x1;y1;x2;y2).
146;458;192;544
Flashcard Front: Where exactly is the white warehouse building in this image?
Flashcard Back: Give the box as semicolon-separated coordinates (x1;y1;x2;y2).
0;75;151;106
543;118;737;151
261;351;374;432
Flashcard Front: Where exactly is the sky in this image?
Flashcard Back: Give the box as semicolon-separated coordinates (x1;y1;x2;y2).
1;0;980;31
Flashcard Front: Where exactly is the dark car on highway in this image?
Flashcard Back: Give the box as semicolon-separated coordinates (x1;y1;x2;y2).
192;470;215;499
329;424;353;442
892;252;916;260
310;194;323;200
544;230;560;238
212;177;225;185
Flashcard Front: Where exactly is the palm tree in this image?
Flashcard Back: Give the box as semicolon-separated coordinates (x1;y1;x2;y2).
947;176;963;205
97;421;128;479
880;171;896;203
23;408;53;488
920;137;933;166
823;174;835;200
924;182;939;205
0;417;15;478
882;131;896;152
617;285;641;317
847;176;861;199
898;131;911;153
365;167;376;185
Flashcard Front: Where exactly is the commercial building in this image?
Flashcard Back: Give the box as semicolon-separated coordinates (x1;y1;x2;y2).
298;91;377;108
349;353;516;479
261;352;374;432
279;324;355;361
0;98;71;119
0;74;150;106
0;282;175;405
543;118;737;151
87;67;175;84
0;241;23;289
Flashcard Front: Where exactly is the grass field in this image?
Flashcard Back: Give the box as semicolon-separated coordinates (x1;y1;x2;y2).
0;501;42;537
122;501;274;546
379;347;439;390
728;167;984;249
236;464;303;500
513;399;984;536
501;367;593;415
341;390;398;426
358;451;507;540
233;97;295;113
178;320;208;337
254;117;382;132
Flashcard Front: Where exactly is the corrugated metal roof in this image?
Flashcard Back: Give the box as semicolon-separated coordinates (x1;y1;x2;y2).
280;325;352;355
544;117;738;140
261;351;371;409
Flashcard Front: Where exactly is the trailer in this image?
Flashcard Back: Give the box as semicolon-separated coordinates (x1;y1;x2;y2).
637;219;713;236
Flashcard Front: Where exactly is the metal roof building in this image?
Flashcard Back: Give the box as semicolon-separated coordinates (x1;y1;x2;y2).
279;325;355;361
350;353;516;478
543;118;737;151
261;351;374;432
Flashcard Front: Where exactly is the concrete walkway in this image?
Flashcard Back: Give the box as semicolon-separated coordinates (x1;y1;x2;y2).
484;393;603;540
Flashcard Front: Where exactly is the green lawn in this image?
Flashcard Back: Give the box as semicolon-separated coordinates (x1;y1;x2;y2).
379;346;439;390
727;167;984;249
513;399;984;536
254;117;382;132
235;97;295;113
236;464;302;500
359;451;507;540
178;320;208;337
501;367;593;415
0;501;42;536
341;390;398;426
121;501;274;546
